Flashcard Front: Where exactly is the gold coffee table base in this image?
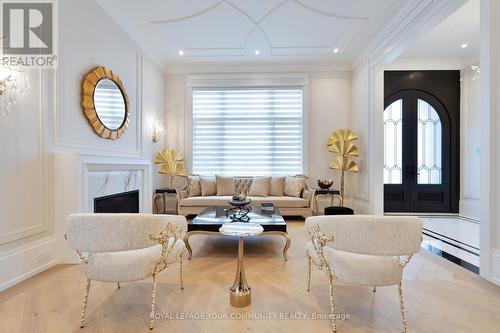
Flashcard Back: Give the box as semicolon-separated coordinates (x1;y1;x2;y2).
230;289;251;307
229;236;251;307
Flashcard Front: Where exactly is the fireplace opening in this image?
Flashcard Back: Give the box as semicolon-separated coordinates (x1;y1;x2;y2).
94;190;139;213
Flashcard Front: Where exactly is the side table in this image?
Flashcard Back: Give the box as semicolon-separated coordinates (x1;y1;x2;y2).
314;189;342;215
153;189;177;214
219;222;264;307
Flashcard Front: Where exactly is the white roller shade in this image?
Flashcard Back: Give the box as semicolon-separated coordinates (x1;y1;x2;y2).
192;88;304;176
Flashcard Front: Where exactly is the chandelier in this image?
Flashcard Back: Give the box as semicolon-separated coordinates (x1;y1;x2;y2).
0;66;31;116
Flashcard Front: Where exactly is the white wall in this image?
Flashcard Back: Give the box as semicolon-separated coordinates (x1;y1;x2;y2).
164;71;352;195
479;0;500;285
0;0;167;291
460;64;481;220
348;63;370;213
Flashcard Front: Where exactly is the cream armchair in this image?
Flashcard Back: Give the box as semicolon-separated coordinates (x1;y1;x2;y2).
65;213;187;330
305;215;422;333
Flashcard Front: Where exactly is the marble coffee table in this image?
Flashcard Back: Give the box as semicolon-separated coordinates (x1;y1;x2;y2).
185;206;291;260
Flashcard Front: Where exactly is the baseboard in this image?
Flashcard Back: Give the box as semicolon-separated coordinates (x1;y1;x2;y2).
488;249;500;287
0;236;60;292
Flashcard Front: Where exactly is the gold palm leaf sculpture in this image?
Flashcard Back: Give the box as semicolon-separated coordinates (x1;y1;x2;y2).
154;148;187;189
326;129;359;204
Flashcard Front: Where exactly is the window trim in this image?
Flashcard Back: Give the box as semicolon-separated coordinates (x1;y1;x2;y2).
185;74;310;176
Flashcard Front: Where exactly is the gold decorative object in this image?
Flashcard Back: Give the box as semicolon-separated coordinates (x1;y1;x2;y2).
81;66;130;140
326;129;359;204
154;148;187;189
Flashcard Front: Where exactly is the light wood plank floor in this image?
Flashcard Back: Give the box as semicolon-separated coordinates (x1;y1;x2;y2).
1;220;500;333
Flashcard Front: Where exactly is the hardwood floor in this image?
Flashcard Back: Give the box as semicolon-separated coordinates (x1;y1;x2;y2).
1;220;500;333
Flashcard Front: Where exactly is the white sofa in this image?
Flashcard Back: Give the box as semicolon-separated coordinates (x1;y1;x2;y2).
176;176;315;218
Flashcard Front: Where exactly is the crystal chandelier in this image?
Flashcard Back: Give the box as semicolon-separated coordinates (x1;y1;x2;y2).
0;66;31;116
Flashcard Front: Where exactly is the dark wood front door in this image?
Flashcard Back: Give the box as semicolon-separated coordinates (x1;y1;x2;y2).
384;71;460;213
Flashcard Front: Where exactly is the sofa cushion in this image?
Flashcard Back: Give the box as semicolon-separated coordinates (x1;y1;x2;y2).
248;177;271;197
179;195;309;208
186;175;201;197
200;176;216;196
270;176;285;196
216;175;236;196
250;196;309;208
284;176;306;197
180;196;233;207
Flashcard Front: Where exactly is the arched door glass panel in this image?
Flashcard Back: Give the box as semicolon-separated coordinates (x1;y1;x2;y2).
383;99;403;184
417;99;442;184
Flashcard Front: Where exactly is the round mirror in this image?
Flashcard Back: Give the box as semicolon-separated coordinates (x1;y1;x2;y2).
94;78;126;130
82;66;130;140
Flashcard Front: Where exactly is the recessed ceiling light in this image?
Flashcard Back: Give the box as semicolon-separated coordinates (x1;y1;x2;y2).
461;43;468;49
333;48;339;53
178;50;184;56
254;49;260;55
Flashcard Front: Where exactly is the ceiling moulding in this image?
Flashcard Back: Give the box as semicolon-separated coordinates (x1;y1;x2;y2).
163;63;352;75
353;0;468;71
88;0;165;73
384;58;469;71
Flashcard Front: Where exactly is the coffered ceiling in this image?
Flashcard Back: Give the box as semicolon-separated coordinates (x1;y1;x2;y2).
95;0;408;69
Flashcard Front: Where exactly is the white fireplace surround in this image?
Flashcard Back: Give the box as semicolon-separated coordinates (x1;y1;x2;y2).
82;156;152;213
54;153;153;263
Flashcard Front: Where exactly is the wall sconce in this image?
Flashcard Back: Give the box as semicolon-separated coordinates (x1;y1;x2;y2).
470;64;480;81
151;120;163;143
0;66;30;116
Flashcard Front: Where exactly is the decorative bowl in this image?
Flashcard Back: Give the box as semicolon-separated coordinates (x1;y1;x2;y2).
317;179;334;190
228;198;252;207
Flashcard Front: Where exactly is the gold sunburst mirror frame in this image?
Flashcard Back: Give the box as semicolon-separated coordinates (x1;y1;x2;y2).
81;66;130;140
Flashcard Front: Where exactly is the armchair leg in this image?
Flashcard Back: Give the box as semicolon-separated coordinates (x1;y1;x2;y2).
398;281;408;333
80;279;91;328
306;254;312;292
149;273;158;330
179;252;184;290
328;274;337;333
373;286;377;293
117;282;121;289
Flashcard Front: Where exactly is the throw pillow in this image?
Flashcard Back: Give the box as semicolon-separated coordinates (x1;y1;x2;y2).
216;175;236;196
248;177;271;197
284;176;306;197
269;176;285;196
186;175;201;197
200;176;217;196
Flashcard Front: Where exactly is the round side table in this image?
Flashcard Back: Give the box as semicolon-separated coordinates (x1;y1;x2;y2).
219;222;263;307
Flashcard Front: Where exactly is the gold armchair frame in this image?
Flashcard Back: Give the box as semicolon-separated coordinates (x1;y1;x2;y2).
74;223;185;330
306;224;413;333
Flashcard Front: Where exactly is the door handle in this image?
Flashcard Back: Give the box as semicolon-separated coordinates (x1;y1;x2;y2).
403;165;409;180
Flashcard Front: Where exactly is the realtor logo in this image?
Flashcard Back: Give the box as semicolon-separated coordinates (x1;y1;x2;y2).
1;1;57;68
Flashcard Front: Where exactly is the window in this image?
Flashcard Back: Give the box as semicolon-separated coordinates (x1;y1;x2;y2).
417;99;442;184
383;99;403;184
192;88;304;175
